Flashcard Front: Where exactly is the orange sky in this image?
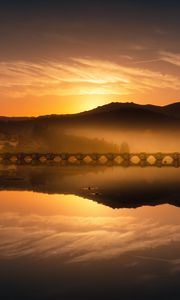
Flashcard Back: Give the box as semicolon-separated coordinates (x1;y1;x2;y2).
1;1;180;116
1;56;180;116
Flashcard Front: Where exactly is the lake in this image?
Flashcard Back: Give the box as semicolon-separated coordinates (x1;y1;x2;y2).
0;165;180;299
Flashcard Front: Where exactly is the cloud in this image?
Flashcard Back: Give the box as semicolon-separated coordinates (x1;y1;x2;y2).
160;51;180;67
0;57;180;99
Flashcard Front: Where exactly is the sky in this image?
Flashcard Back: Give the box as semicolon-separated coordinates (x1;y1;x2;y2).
1;0;180;116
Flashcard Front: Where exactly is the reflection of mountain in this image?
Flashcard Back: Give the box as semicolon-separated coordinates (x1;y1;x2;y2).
0;165;180;209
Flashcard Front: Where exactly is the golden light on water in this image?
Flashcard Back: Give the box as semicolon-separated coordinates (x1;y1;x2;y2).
0;191;110;217
0;191;180;263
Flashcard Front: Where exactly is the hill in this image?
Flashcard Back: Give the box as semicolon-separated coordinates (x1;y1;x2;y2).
0;101;180;153
1;101;180;128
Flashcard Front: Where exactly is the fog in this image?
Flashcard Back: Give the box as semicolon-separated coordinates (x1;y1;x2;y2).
70;126;180;153
0;120;179;153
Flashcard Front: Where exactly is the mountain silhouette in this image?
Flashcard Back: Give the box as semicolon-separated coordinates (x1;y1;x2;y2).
1;102;180;129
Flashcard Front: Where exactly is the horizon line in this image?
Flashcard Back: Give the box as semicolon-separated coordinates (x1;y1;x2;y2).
1;100;180;119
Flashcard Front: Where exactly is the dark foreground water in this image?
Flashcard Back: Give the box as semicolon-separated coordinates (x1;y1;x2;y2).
0;166;180;299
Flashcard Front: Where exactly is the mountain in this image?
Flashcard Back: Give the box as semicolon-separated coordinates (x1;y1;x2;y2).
79;101;180;124
0;101;180;153
1;101;180;127
162;102;180;118
81;101;180;117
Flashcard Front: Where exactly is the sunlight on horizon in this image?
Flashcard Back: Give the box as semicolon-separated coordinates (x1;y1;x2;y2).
0;57;180;116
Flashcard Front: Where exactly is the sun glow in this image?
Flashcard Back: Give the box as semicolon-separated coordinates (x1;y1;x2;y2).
79;94;110;111
0;56;180;116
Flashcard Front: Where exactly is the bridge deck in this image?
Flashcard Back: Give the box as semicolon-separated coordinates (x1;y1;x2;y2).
0;152;180;167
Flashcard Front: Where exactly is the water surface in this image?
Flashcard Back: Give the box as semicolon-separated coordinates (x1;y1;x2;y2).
0;166;180;299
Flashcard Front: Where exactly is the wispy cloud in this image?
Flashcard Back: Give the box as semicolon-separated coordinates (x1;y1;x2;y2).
160;51;180;67
0;57;180;98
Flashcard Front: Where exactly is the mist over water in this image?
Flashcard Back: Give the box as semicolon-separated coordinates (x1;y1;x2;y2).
1;125;180;153
71;127;180;153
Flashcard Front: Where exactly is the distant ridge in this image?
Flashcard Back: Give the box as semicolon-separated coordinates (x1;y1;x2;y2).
0;101;180;131
1;101;180;120
79;101;180;119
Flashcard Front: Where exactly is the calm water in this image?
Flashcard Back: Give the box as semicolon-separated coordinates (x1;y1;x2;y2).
0;166;180;299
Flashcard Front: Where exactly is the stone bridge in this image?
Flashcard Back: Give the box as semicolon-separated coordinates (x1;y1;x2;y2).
0;152;180;167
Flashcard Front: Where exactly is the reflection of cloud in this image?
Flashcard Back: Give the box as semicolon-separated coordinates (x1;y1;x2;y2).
0;212;180;263
0;57;180;98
